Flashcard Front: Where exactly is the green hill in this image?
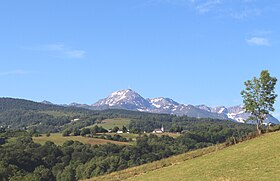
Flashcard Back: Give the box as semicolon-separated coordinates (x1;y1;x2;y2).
33;133;131;146
0;98;164;133
87;131;280;181
0;98;255;135
0;98;100;132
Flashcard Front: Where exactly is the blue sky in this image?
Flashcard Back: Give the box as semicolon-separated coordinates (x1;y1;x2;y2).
1;0;280;117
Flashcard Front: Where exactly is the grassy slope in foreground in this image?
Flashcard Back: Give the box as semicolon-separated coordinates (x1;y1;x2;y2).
33;133;130;146
86;131;280;181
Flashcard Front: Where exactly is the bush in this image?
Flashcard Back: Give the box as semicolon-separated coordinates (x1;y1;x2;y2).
80;128;90;136
62;129;71;137
73;129;80;136
269;125;280;132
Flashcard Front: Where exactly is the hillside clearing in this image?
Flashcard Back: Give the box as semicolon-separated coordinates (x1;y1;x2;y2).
85;118;131;130
33;133;130;146
86;131;280;181
97;133;139;140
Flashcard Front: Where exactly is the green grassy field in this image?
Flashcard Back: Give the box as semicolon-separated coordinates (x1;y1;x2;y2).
86;131;280;181
96;132;180;142
33;133;130;146
85;118;180;140
149;132;181;138
85;118;131;130
98;132;139;140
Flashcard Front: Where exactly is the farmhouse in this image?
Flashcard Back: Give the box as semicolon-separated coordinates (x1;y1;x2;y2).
116;130;130;134
153;125;164;134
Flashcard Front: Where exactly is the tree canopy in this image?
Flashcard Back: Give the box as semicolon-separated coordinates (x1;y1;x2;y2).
241;70;277;134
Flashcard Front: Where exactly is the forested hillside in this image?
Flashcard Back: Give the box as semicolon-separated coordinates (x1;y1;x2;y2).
0;98;256;135
0;98;100;132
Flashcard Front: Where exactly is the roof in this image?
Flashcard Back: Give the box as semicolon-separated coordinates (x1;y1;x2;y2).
154;129;162;131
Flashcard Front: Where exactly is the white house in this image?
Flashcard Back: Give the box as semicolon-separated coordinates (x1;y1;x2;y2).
153;125;164;134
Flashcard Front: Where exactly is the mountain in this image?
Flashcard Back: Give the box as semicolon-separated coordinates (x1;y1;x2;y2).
147;97;180;114
226;105;280;124
148;97;180;109
93;89;152;111
173;104;228;119
90;89;228;119
83;89;279;124
68;102;93;110
211;106;228;114
41;100;53;105
196;105;212;112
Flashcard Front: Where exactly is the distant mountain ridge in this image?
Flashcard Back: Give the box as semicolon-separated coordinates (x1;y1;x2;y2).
72;89;279;124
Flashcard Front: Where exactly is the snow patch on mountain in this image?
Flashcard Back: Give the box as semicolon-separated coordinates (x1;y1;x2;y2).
148;97;179;110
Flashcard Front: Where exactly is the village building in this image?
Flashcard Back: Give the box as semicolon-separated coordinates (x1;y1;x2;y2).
117;130;123;134
153;125;164;134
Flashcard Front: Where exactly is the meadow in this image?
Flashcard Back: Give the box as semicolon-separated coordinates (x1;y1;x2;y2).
33;133;130;146
85;118;131;130
85;131;280;181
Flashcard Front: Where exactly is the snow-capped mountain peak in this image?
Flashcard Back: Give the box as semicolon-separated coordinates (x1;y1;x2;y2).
196;105;212;112
211;106;228;114
103;89;137;106
93;89;151;110
227;105;244;114
148;97;179;109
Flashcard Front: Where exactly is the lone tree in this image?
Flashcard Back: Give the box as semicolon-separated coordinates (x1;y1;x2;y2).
241;70;277;134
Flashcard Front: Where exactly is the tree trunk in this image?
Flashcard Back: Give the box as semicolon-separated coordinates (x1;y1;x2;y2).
256;124;261;135
266;124;270;133
233;136;237;145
